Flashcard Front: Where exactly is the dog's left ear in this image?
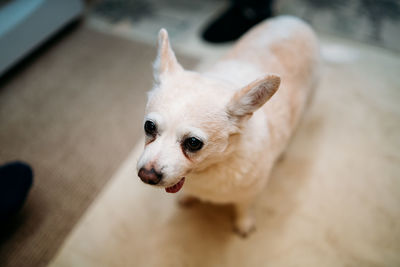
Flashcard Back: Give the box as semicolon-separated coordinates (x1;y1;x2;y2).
153;29;183;80
227;74;281;121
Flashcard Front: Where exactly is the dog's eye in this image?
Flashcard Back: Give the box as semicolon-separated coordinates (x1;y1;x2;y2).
183;137;203;152
144;120;157;136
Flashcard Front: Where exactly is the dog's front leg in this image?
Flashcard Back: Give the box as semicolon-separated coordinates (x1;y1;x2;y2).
233;201;255;237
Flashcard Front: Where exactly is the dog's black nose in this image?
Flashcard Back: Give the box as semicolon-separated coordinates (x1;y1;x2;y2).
138;167;163;185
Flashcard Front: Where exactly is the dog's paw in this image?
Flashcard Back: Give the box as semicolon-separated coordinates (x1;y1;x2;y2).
233;217;256;238
177;194;198;207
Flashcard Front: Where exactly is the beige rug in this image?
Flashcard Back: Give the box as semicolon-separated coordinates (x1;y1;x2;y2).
0;25;197;267
49;36;400;267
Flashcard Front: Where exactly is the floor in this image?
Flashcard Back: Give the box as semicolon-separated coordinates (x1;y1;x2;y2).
0;25;197;267
47;2;400;267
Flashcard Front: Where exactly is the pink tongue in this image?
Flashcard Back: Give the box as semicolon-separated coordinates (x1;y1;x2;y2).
165;177;185;193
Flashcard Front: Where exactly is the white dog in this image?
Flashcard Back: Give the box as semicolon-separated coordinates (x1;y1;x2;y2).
137;16;320;236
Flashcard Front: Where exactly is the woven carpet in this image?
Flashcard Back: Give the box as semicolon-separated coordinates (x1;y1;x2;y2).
0;24;197;267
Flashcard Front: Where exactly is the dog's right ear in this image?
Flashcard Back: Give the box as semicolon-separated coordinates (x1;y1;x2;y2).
227;74;281;122
153;29;183;81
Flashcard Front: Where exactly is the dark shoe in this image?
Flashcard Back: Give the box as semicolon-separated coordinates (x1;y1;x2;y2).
202;4;273;43
0;161;33;221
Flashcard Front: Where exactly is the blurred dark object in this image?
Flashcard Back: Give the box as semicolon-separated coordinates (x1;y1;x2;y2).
280;0;400;52
202;0;275;43
0;0;84;77
357;0;400;41
0;0;12;9
0;162;33;223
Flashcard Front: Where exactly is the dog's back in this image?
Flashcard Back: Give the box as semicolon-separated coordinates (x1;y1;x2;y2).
206;15;320;157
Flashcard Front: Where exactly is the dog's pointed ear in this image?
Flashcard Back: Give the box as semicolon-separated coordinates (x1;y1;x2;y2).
227;74;281;121
153;29;183;80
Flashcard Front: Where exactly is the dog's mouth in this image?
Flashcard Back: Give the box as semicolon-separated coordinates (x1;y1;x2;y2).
165;177;185;193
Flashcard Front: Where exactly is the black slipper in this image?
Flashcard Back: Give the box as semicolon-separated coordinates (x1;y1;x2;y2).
202;4;273;43
0;161;33;221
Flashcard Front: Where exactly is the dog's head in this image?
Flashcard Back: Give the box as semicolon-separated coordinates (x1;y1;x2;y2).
137;29;280;193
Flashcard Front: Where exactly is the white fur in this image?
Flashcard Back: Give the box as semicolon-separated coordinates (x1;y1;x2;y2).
137;16;320;236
